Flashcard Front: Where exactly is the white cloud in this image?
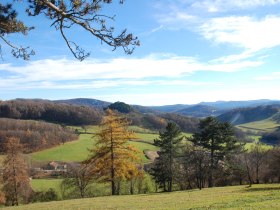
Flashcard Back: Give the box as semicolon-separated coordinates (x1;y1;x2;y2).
0;54;263;91
192;0;280;12
200;15;280;52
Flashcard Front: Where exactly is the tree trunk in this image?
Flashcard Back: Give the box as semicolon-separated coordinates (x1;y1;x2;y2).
209;146;214;188
244;155;252;187
130;180;134;195
168;179;172;192
12;158;19;206
111;180;116;195
256;165;259;184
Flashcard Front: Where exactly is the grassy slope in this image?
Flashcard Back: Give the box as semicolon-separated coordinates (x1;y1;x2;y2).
244;142;273;151
30;124;269;163
5;184;280;210
31;126;160;163
237;119;280;132
31;134;94;162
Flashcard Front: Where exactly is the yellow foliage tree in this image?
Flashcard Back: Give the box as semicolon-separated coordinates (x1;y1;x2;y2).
87;109;141;195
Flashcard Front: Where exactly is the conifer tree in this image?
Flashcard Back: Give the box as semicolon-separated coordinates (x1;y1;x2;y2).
2;137;31;206
87;109;140;195
151;122;183;192
189;117;240;188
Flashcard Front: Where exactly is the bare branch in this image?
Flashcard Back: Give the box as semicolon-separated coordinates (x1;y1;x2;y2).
27;0;139;60
0;35;35;60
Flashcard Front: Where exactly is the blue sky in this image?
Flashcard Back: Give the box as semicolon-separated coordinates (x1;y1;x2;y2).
1;0;280;105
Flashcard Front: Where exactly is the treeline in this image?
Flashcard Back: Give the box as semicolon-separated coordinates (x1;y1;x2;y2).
149;118;280;191
128;112;199;133
0;100;102;125
0;118;78;153
102;101;199;133
160;113;199;133
261;130;280;144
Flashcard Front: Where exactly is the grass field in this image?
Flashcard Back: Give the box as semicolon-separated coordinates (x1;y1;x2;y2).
31;126;159;163
31;179;63;198
4;184;280;210
244;142;273;151
31;134;95;162
237;119;280;132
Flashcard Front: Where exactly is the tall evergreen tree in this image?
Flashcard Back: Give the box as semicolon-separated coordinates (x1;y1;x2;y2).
151;122;183;192
189;117;240;187
2;137;31;206
86;109;140;195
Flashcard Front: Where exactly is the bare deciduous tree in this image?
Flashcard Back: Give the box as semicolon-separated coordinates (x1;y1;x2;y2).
2;137;32;206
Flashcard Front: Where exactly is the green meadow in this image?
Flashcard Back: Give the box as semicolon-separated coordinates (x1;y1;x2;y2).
237;119;280;132
31;126;159;163
4;184;280;210
25;124;275;163
31;134;95;162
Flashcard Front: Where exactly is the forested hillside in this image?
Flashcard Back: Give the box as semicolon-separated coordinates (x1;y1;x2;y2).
0;100;102;125
54;98;111;109
218;105;280;125
0;118;78;153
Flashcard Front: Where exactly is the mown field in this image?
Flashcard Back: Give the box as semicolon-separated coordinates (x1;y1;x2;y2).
4;184;280;210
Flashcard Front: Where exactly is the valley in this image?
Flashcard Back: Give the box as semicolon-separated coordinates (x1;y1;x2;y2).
1;98;280;209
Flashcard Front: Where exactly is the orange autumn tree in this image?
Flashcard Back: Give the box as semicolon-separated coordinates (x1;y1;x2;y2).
87;109;141;195
2;137;31;206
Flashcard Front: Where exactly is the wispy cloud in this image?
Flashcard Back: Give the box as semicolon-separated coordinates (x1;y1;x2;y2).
192;0;280;12
0;54;262;90
200;15;280;52
154;0;280;57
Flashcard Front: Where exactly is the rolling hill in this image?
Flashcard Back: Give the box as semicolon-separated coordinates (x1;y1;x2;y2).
148;99;280;118
217;105;280;125
49;98;280;118
54;98;111;109
174;104;224;117
199;99;280;110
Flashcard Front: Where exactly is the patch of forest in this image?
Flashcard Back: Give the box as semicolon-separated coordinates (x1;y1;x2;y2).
0;100;102;125
0;118;78;153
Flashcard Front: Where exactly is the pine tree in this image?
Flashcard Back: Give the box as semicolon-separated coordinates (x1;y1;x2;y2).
151;122;183;192
2;137;31;206
189;117;240;188
86;109;140;195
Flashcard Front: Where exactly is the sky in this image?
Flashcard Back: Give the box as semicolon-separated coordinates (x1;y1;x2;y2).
1;0;280;106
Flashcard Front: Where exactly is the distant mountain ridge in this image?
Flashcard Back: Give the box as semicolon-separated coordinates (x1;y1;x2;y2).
148;99;280;118
3;98;280;119
199;99;280;110
173;105;223;118
54;98;111;109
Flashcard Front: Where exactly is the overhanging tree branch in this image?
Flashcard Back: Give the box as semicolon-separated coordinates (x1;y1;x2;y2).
1;1;139;61
27;0;139;61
